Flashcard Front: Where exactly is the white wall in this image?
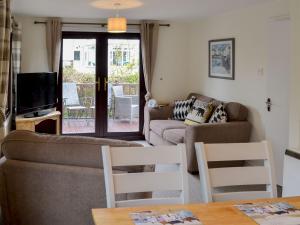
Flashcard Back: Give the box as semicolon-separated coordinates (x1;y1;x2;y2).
14;15;190;102
152;22;190;103
187;1;290;141
15;16;49;72
289;0;300;149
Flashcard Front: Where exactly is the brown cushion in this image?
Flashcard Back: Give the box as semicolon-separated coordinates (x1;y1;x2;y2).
163;129;185;144
150;120;186;137
187;93;213;103
1;130;143;170
225;102;248;121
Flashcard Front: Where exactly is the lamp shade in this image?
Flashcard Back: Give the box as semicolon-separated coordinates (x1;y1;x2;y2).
107;17;127;33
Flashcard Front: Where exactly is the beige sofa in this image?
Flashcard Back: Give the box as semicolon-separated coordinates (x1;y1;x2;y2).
144;93;252;173
0;131;143;225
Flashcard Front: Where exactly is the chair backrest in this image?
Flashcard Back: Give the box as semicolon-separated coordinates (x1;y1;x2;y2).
63;82;80;106
195;141;277;203
107;83;113;106
112;85;124;97
102;144;189;208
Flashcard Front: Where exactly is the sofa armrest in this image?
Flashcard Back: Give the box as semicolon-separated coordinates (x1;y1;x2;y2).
0;157;9;225
144;105;173;141
185;121;252;173
146;105;173;120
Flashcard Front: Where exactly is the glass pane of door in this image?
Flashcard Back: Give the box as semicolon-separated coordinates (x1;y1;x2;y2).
62;39;96;134
107;39;140;132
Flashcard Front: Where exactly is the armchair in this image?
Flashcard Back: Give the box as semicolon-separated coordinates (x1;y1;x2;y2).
112;85;139;121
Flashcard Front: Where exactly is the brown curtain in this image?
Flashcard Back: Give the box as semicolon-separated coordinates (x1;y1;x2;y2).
140;21;159;102
0;0;11;124
46;18;62;73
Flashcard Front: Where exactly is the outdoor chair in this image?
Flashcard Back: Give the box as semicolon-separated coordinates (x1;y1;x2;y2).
112;85;139;121
63;82;87;119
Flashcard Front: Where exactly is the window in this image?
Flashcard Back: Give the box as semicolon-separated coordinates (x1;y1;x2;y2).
112;48;122;66
74;51;80;61
123;51;129;65
111;48;131;66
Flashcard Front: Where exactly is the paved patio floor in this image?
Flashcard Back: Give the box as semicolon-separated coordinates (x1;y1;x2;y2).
62;118;139;134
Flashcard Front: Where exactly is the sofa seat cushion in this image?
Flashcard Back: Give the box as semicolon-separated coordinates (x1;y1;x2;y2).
163;129;185;144
150;120;186;137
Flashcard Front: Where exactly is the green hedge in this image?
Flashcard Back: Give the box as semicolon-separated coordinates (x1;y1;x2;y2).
63;66;94;83
63;63;139;84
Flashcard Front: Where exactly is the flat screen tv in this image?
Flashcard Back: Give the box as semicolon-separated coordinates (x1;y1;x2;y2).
17;72;58;117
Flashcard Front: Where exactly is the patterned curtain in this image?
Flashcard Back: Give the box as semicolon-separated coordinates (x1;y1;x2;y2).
0;0;11;125
11;18;21;128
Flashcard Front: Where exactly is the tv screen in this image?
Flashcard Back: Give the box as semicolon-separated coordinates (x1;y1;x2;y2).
17;72;58;115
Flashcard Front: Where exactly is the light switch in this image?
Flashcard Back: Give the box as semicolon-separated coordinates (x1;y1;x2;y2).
258;68;264;76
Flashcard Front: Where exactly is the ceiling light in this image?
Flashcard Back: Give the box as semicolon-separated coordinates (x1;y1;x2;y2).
107;3;127;33
90;0;143;10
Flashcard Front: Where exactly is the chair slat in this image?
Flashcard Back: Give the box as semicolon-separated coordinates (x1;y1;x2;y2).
205;143;268;161
213;191;272;202
102;144;188;207
195;141;277;203
114;172;182;194
110;147;182;166
116;197;183;208
209;167;270;187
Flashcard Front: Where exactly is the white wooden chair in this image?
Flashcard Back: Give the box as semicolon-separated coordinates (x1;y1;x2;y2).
102;144;189;208
195;141;277;203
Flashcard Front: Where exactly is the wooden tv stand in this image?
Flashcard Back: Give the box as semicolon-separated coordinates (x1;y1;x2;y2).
16;111;61;135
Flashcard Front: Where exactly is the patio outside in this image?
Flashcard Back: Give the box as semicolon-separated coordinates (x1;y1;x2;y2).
62;39;140;134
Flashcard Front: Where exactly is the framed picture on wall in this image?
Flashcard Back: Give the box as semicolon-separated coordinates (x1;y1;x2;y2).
209;38;235;80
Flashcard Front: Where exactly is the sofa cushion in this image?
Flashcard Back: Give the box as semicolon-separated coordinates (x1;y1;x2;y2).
185;100;214;125
225;102;248;121
172;96;196;120
149;131;174;146
150;120;186;137
1;130;143;170
209;103;228;123
163;129;185;144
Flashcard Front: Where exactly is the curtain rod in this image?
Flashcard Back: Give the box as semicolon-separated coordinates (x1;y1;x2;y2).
34;21;170;27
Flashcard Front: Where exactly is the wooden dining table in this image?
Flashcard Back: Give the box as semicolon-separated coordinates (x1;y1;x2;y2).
92;196;300;225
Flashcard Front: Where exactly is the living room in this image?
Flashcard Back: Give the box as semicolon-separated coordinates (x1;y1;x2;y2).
1;0;300;225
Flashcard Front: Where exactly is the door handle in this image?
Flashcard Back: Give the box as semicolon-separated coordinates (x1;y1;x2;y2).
96;77;101;92
266;98;272;112
104;77;108;92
